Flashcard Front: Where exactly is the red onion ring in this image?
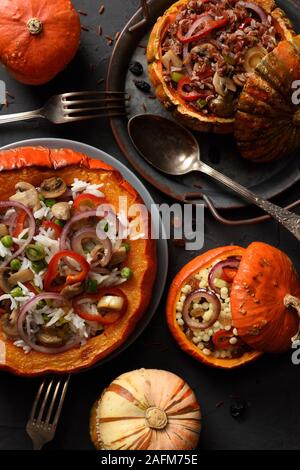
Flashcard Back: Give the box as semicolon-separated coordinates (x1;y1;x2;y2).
236;1;267;22
208;257;241;294
17;293;81;354
182;14;213;74
182;288;221;330
71;227;113;267
0;201;35;267
60;210;98;250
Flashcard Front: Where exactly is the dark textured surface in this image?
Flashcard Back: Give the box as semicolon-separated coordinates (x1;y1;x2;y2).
0;0;299;451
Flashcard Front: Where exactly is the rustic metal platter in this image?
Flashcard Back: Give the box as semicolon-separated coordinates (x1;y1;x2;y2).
107;0;300;210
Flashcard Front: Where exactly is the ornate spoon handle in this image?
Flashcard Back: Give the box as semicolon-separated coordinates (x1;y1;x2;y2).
197;161;300;241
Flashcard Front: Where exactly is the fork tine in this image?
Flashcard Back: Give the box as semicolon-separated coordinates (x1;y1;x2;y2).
65;113;127;122
65;106;127;115
37;377;54;422
44;378;62;426
62;91;128;99
52;376;70;428
29;378;47;421
63;97;130;106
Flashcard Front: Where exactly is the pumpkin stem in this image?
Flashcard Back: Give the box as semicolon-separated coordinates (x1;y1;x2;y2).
293;109;300;126
27;18;43;35
145;407;168;430
284;294;300;344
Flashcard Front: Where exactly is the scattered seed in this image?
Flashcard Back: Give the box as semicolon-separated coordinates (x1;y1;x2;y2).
142;103;147;112
105;35;113;46
81;25;89;32
129;61;144;76
230;399;247;419
134;80;151;93
215;401;224;409
115;31;120;41
78;10;88;16
99;5;105;15
6;91;15;100
147;95;156;100
97;25;103;36
97;78;105;85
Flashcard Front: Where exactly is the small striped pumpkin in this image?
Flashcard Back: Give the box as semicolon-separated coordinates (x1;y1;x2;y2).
90;369;201;450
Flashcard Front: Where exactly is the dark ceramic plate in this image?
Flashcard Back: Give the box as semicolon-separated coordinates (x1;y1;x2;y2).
0;138;168;372
107;0;300;209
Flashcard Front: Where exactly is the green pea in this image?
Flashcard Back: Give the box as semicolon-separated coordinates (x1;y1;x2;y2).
171;72;184;83
196;99;207;109
25;243;46;261
85;278;98;293
121;267;133;280
10;287;23;298
10;259;21;271
32;260;46;273
1;235;13;248
45;199;57;208
121;242;131;253
54;219;65;227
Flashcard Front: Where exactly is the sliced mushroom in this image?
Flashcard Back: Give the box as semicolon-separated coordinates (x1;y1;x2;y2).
0;268;12;293
0;224;8;237
36;326;64;347
162;49;183;69
40;177;67;198
244;46;267;73
0;311;18;338
213;72;237;97
190;43;218;56
9;182;41;212
97;295;124;312
209;95;235;117
61;282;84;299
109;247;127;266
8;269;34;287
51;202;71;221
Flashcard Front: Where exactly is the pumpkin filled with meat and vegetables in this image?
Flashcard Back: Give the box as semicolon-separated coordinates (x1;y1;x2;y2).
166;243;300;369
147;0;294;133
0;147;156;376
90;369;201;450
0;0;81;85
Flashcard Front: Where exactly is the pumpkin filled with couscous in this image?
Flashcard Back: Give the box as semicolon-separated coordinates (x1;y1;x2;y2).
166;243;300;369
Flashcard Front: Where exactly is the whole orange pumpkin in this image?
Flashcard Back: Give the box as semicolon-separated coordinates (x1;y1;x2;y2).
0;0;81;85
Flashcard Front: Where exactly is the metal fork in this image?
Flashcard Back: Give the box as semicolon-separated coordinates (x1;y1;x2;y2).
0;91;129;124
26;375;70;450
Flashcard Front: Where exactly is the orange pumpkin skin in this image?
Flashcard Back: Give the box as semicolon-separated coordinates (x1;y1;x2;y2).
231;242;300;353
235;35;300;162
0;0;81;85
147;0;294;134
166;246;262;369
0;147;156;376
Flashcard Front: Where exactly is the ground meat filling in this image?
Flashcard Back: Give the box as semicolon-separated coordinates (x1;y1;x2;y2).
162;0;281;117
175;259;251;359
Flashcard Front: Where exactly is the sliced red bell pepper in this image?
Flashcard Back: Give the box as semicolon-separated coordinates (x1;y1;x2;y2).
74;193;104;212
44;250;90;292
73;287;128;324
177;13;228;44
13;210;27;238
222;267;238;283
42;220;62;239
239;17;252;29
177;76;211;101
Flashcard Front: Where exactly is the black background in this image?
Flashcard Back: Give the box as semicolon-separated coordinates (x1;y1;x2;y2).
0;0;299;451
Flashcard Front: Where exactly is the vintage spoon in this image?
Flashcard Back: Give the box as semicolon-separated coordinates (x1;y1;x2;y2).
128;114;300;241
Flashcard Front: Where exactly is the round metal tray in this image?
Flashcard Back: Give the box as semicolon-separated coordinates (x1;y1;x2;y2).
0;138;168;372
107;0;300;210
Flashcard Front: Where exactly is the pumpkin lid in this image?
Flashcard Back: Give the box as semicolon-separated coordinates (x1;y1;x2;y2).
90;368;201;451
231;242;300;353
234;34;300;162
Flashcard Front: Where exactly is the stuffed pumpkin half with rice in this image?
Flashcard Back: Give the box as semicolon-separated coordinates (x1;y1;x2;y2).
0;147;156;376
167;243;300;369
147;0;294;133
